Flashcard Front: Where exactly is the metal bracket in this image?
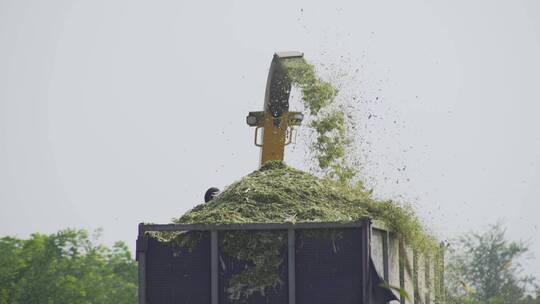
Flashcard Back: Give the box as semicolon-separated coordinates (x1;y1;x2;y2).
254;126;263;147
284;127;296;146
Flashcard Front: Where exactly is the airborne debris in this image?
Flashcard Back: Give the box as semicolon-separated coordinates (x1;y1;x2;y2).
281;58;356;184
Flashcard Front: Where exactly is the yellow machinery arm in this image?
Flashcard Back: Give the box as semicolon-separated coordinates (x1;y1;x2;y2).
246;52;305;166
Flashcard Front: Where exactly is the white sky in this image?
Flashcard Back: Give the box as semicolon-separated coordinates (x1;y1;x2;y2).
1;0;539;277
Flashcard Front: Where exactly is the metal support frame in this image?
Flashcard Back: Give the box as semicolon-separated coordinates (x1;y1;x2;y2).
137;251;146;304
399;240;406;304
382;230;390;282
439;243;445;303
413;250;419;304
137;220;375;304
211;230;218;304
287;229;296;304
360;219;372;303
425;255;431;304
381;230;391;304
433;243;446;304
138;221;365;233
136;234;148;304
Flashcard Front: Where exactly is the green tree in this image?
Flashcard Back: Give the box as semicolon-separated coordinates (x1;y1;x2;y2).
446;222;537;304
0;229;137;304
520;290;540;304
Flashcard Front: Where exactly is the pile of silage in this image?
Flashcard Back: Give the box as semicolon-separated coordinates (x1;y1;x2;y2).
174;161;436;252
175;161;367;225
155;161;438;301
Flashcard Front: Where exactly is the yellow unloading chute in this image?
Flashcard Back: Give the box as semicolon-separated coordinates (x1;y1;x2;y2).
246;52;305;166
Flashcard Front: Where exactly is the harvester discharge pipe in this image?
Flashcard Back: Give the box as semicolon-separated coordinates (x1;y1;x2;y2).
246;52;305;166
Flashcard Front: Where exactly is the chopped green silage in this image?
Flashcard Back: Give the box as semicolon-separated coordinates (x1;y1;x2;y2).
159;161;438;301
174;161;436;252
220;230;286;300
281;58;356;183
281;58;337;115
175;161;369;224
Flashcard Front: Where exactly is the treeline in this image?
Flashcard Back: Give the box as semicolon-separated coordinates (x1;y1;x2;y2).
446;222;540;304
1;224;539;304
0;229;137;304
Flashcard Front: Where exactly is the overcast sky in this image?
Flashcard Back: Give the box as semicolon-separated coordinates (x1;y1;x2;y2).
1;0;539;276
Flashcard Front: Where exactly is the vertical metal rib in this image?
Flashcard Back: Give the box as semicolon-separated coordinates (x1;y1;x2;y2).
138;252;146;304
413;251;419;304
360;219;371;303
288;228;296;304
211;230;219;304
439;243;445;303
399;241;406;304
382;231;390;283
425;256;431;304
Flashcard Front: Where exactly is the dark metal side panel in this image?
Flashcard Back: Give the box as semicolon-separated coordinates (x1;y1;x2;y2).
295;228;364;304
145;233;211;304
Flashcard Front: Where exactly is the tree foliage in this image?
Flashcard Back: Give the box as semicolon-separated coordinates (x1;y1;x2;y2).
446;222;538;304
0;229;137;304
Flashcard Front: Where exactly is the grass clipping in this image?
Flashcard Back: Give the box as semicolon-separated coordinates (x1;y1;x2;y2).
156;161;438;301
281;57;356;183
